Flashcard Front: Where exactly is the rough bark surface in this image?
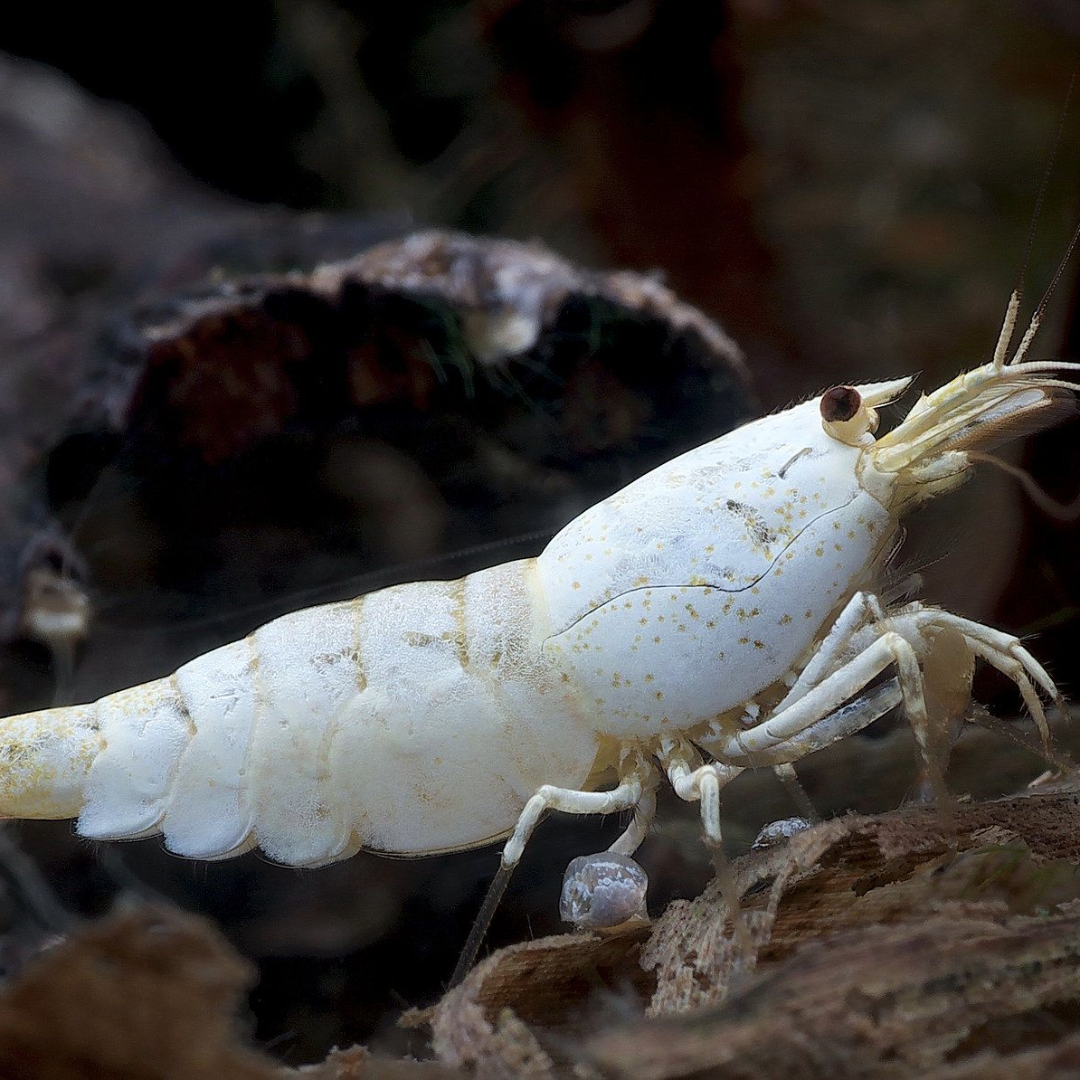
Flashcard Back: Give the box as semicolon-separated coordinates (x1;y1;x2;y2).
429;789;1080;1078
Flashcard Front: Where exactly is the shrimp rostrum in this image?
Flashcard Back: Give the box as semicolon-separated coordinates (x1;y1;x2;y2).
0;297;1075;924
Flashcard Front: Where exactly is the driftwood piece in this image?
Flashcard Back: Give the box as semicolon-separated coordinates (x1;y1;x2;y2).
592;908;1080;1079
432;790;1080;1078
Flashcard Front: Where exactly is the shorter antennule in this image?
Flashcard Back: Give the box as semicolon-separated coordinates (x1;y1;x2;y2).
992;289;1020;370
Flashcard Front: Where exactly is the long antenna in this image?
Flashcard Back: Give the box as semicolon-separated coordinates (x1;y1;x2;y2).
1016;76;1074;300
1009;73;1078;366
1012;216;1080;366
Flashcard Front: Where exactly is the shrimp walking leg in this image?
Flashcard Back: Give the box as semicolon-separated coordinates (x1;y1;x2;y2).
607;771;659;857
661;746;743;848
661;745;748;948
770;762;819;822
499;774;647;868
861;606;1054;749
720;600;1057;764
764;591;893;818
451;767;653;986
776;591;883;710
712;631;944;763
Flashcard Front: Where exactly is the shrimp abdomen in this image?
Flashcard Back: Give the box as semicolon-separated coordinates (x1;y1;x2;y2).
0;558;603;868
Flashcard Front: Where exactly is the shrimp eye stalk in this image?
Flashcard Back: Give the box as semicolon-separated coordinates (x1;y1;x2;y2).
821;385;876;444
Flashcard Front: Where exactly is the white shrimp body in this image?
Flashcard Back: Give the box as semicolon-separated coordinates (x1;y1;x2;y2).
1;304;1077;877
0;390;891;867
538;392;894;736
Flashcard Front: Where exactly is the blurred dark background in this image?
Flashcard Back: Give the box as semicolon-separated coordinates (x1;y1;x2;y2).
0;0;1078;1065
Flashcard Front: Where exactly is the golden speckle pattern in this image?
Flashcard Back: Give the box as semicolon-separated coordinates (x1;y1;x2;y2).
540;394;893;740
0;704;101;818
537;397;875;638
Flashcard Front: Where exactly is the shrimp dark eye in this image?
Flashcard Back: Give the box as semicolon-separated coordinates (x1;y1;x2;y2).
821;385;862;423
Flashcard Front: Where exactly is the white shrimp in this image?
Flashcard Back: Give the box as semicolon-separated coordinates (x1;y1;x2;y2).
0;294;1074;909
